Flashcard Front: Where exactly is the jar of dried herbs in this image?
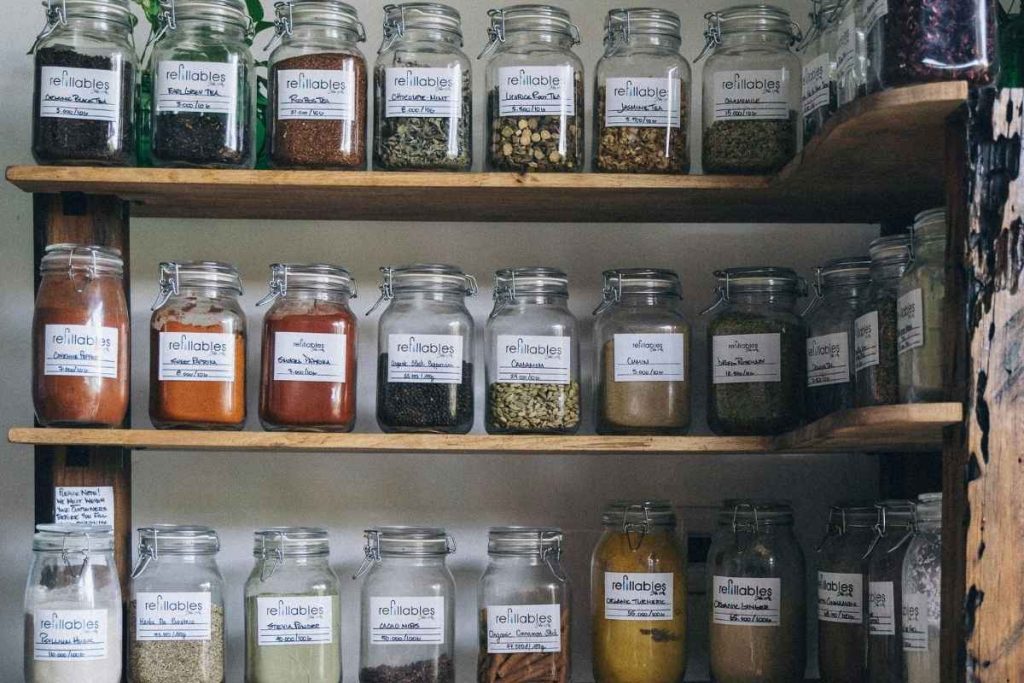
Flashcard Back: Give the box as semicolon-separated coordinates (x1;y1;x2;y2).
594;8;691;174
898;208;947;403
866;500;915;683
698;5;802;175
800;0;840;141
480;5;584;172
832;0;866;108
704;267;807;436
902;493;942;682
268;0;368;169
374;3;472;171
485;267;580;435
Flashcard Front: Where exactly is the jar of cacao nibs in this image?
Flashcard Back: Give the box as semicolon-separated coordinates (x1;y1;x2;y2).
594;8;691;174
480;4;584;172
697;5;803;175
374;3;472;171
800;0;840;141
268;0;368;169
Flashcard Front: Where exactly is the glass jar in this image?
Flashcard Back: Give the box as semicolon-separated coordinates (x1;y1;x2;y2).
898;208;947;403
258;263;358;432
148;0;256;168
356;527;456;683
33;244;130;427
594;8;691;174
832;0;866;107
129;525;225;683
245;528;342;683
591;500;687;683
30;0;137;165
704;267;807;436
902;493;941;682
370;264;477;433
593;269;691;435
480;4;584;172
707;501;805;683
866;501;915;683
800;0;840;141
25;525;122;683
485;267;580;434
698;5;802;175
478;527;570;683
268;0;368;169
374;3;472;171
149;261;247;430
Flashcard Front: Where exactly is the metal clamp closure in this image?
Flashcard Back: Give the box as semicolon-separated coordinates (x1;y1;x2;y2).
60;534;91;582
265;1;292;50
29;0;67;54
622;504;651;551
365;267;394;316
478;9;505;59
801;266;826;315
815;506;845;552
593;272;622;316
695;11;721;62
699;272;730;316
64;246;100;294
131;535;158;579
258;531;285;582
151;262;181;310
539;530;566;581
256;263;289;306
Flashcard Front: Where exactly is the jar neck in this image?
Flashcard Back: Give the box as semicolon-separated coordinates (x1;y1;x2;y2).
146;553;218;566
58;15;134;39
280;288;350;304
170;17;248;42
392;27;462;48
870;261;908;283
501;29;575;50
500;293;568;307
392;290;466;305
379;554;447;567
285;24;361;47
616;33;681;52
259;554;331;568
718;31;793;51
727;290;798;308
615;292;680;308
821;281;870;302
488;553;545;567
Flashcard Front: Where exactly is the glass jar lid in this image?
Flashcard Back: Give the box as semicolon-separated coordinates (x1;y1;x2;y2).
253;527;330;558
715;266;806;296
596;268;682;314
876;499;915;530
368;263;477;313
811;256;871;299
381;2;462;51
365;526;455;557
158;0;251;30
719;499;795;529
493;267;569;301
912;207;946;242
153;261;243;309
915;492;942;522
480;4;581;57
31;0;137;51
698;3;801;60
605;7;682;45
274;0;366;41
868;234;912;268
827;503;879;531
138;524;220;556
33;524;114;552
602;500;677;530
40;243;124;276
487;526;563;557
256;263;356;306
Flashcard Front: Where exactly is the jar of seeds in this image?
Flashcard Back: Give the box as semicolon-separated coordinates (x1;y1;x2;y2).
594;8;691;174
866;500;915;683
480;5;584;172
902;493;942;682
485;267;580;435
800;0;840;141
698;4;802;175
374;3;472;171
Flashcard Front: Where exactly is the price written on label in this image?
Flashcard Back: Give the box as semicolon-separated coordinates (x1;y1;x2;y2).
256;596;334;647
369;596;446;645
712;576;782;626
613;333;685;382
486;604;562;653
33;609;108;661
868;581;896;636
818;572;864;624
712;333;782;384
604;572;674;621
136;592;212;641
807;331;851;387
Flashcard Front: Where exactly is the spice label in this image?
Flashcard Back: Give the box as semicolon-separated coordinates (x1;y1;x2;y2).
835;14;859;78
384;67;462;118
256;596;334;646
136;592;212;641
817;571;864;624
897;288;925;354
273;331;347;383
712;576;782;627
496;335;571;384
854;311;881;371
863;0;889;34
801;53;831;118
39;66;121;123
54;486;114;527
33;609;108;661
613;333;686;382
807;332;851;387
486;604;562;653
603;77;682;128
43;324;118;379
158;332;236;382
712;333;782;384
369;596;446;645
902;591;930;651
276;68;356;121
155;60;238;115
869;581;896;636
603;572;674;621
498;66;577;117
712;70;790;121
386;334;464;384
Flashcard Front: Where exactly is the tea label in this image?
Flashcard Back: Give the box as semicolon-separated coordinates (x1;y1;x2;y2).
155;60;237;115
158;332;236;382
498;66;576;117
835;14;859;79
613;333;686;382
39;66;120;122
818;571;864;624
712;69;790;121
902;591;930;651
897;288;925;354
712;333;782;384
33;609;108;661
496;335;571;384
384;67;462;118
276;68;356;121
136;592;212;641
854;311;881;371
256;596;333;646
54;486;114;527
486;604;562;653
801;53;831;118
868;581;896;636
604;572;674;621
369;596;445;645
604;77;682;128
43;324;118;379
273;331;347;383
712;576;782;627
863;0;889;33
387;334;464;384
807;332;851;387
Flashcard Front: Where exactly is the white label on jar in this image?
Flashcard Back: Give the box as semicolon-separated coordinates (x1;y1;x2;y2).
155;60;237;114
43;324;118;379
854;311;881;371
39;66;120;122
498;66;576;117
385;67;462;118
603;572;674;621
604;77;682;128
801;53;831;118
869;581;896;636
496;335;571;384
158;332;236;382
902;591;930;651
276;68;356;121
136;592;211;641
807;332;851;387
369;596;445;645
256;596;333;646
897;288;925;354
613;333;685;382
712;576;781;626
712;69;790;121
863;0;889;33
835;14;859;78
273;331;347;383
387;334;464;384
486;604;562;653
712;333;782;384
818;571;864;624
54;486;114;527
33;609;108;661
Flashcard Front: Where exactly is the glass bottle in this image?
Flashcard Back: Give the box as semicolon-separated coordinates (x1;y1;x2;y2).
374;2;472;171
902;493;942;682
800;0;840;141
485;267;580;435
594;8;691;173
832;0;866;107
480;4;584;172
866;500;915;683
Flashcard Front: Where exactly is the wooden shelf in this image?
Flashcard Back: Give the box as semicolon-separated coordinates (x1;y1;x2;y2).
6;83;966;223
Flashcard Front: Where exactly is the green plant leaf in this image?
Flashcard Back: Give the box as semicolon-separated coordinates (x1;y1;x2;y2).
245;0;264;23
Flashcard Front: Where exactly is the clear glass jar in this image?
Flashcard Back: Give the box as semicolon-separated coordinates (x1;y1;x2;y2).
898;208;947;403
591;500;687;683
707;501;806;683
704;267;807;436
30;0;137;165
25;525;122;683
866;500;915;683
902;493;941;682
485;267;580;434
258;263;358;432
594;8;691;173
480;5;584;172
478;527;570;683
698;5;802;175
268;0;367;169
374;2;472;171
832;0;866;107
149;261;247;430
129;525;225;683
148;0;256;168
800;0;840;141
356;527;456;683
369;264;477;433
593;268;691;435
245;528;342;683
